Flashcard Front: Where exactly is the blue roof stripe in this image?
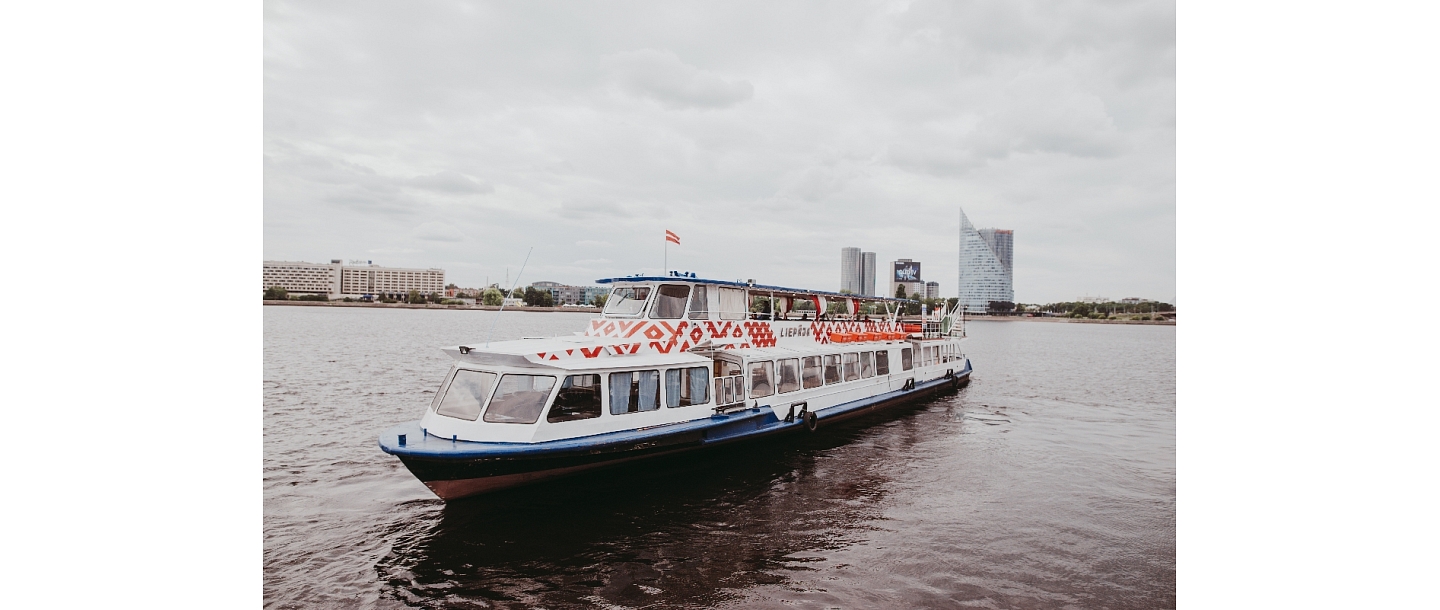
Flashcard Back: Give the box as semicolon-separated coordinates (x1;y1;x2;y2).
594;275;914;303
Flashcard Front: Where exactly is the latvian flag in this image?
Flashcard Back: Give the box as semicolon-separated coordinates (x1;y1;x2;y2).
665;229;680;245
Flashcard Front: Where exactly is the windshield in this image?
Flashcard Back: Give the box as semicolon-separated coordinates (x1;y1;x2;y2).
483;374;557;424
435;370;497;421
603;286;651;316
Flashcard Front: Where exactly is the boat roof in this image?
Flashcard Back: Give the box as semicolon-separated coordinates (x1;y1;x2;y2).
442;335;715;370
596;274;911;304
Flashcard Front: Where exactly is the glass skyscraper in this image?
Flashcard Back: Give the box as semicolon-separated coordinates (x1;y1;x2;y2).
840;247;878;296
958;209;1014;311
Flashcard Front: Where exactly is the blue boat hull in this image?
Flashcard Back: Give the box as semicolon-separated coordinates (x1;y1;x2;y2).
380;365;970;500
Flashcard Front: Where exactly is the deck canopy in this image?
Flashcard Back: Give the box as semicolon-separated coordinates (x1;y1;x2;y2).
596;274;912;304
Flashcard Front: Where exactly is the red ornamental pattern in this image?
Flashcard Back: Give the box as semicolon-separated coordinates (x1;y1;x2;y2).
581;318;767;353
808;319;899;344
534;317;901;360
743;321;777;348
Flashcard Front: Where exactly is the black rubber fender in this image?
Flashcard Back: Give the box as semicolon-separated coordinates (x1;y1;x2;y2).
903;378;915;391
804;410;818;432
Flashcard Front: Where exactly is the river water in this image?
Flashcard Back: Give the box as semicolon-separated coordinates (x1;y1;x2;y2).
264;307;1175;609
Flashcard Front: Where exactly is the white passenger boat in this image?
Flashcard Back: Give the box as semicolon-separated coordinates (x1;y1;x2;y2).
378;274;972;500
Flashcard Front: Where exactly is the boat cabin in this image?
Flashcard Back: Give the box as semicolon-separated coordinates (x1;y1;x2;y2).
414;274;967;444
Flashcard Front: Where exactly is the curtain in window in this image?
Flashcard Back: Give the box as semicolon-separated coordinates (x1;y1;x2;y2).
688;367;708;403
636;370;659;411
665;369;683;406
610;372;632;414
651;285;690;319
719;288;748;320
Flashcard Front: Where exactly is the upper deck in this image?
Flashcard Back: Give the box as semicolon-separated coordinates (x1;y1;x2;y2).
447;273;960;368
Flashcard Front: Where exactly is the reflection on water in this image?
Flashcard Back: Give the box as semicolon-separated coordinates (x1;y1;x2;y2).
377;408;926;609
264;308;1174;609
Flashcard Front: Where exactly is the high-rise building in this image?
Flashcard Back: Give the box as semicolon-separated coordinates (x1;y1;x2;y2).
889;258;924;299
958;209;1014;311
841;247;880;295
861;252;876;296
925;281;940;300
840;247;861;294
977;229;1014;273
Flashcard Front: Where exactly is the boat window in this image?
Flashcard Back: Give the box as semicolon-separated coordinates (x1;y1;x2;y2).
822;354;841;384
901;348;913;371
860;352;875;378
718;288;748;321
749;361;775;398
649;284;691;319
435;370;497;421
843;353;860;381
666;367;710;407
548;374;602;423
876;350;890;375
603;286;651;316
688;285;709;319
482;374;557;424
777;358;801;393
801;356;823;389
715;360;742;377
609;370;660;414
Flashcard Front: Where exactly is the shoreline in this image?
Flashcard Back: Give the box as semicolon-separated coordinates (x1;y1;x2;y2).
261;301;1175;324
262;300;602;313
969;316;1175;325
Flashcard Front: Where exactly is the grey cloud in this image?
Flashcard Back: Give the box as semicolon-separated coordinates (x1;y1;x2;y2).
606;49;754;109
559;199;632;219
265;0;1174;303
410;222;466;242
406;170;493;194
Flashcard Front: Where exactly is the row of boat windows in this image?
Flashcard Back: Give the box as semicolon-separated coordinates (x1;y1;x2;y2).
433;367;715;425
432;344;963;426
605;285;753;320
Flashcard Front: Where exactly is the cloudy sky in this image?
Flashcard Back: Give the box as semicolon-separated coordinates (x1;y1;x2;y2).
264;0;1174;304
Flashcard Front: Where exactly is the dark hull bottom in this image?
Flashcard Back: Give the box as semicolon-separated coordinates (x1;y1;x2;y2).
401;372;969;501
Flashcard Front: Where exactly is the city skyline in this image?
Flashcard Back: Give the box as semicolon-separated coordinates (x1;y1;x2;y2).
264;1;1175;304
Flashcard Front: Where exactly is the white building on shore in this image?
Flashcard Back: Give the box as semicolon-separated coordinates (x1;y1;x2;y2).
263;259;445;299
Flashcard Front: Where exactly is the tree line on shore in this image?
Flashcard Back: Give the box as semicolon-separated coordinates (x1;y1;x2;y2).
262;285;606;308
264;284;1171;320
